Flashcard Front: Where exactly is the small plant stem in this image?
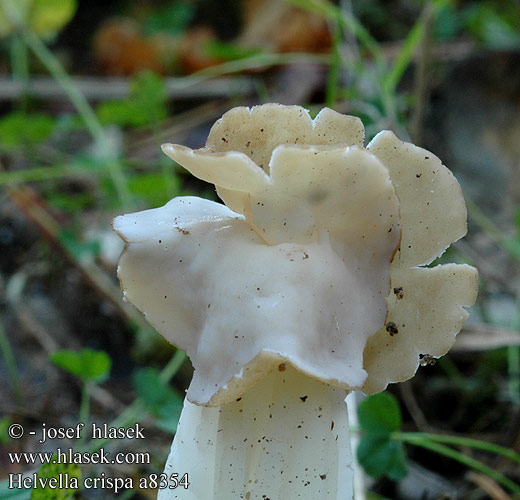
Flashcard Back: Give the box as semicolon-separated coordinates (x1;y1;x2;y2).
399;437;520;496
437;355;471;393
87;350;186;453
11;35;28;80
79;382;91;446
0;319;24;408
159;350;187;384
325;19;342;109
1;0;132;207
0;161;100;185
284;0;384;71
384;1;431;97
86;399;147;453
380;1;434;132
23;34;98;141
465;197;518;261
181;52;329;86
399;432;520;465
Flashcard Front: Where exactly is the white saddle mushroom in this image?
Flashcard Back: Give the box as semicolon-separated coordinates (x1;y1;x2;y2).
114;104;478;500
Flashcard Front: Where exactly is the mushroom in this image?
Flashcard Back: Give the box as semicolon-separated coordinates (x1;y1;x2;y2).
113;104;478;499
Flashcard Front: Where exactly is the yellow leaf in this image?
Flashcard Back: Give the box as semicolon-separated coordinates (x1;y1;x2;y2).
29;0;77;39
0;0;77;39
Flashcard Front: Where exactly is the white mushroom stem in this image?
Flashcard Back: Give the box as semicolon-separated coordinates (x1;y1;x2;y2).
159;365;353;500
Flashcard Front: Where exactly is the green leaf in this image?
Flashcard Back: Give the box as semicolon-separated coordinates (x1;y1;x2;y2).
58;229;101;261
48;191;95;213
514;206;520;232
97;71;167;128
203;41;264;61
30;461;81;500
358;392;402;435
434;2;461;41
357;435;408;480
144;2;195;36
357;392;408;481
129;71;167;126
128;172;182;207
134;368;184;434
50;349;111;383
0;112;55;151
96;100;135;128
463;4;520;49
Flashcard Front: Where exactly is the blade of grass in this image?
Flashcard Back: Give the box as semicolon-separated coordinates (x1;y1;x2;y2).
283;0;403;127
159;350;187;384
10;34;29;96
0;162;106;185
325;19;342;109
400;432;520;466
87;350;187;453
178;52;330;87
384;2;430;95
400;438;520;496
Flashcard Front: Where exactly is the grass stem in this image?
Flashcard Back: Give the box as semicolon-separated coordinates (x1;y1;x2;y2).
400;432;520;466
400;437;520;496
160;350;187;384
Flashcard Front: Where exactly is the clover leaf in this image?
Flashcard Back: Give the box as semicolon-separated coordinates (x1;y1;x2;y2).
357;392;408;480
50;349;111;384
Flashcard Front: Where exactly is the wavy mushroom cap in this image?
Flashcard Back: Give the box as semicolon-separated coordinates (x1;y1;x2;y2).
114;104;477;406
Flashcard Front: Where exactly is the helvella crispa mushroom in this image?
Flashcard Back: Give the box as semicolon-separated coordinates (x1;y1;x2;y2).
114;104;478;499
